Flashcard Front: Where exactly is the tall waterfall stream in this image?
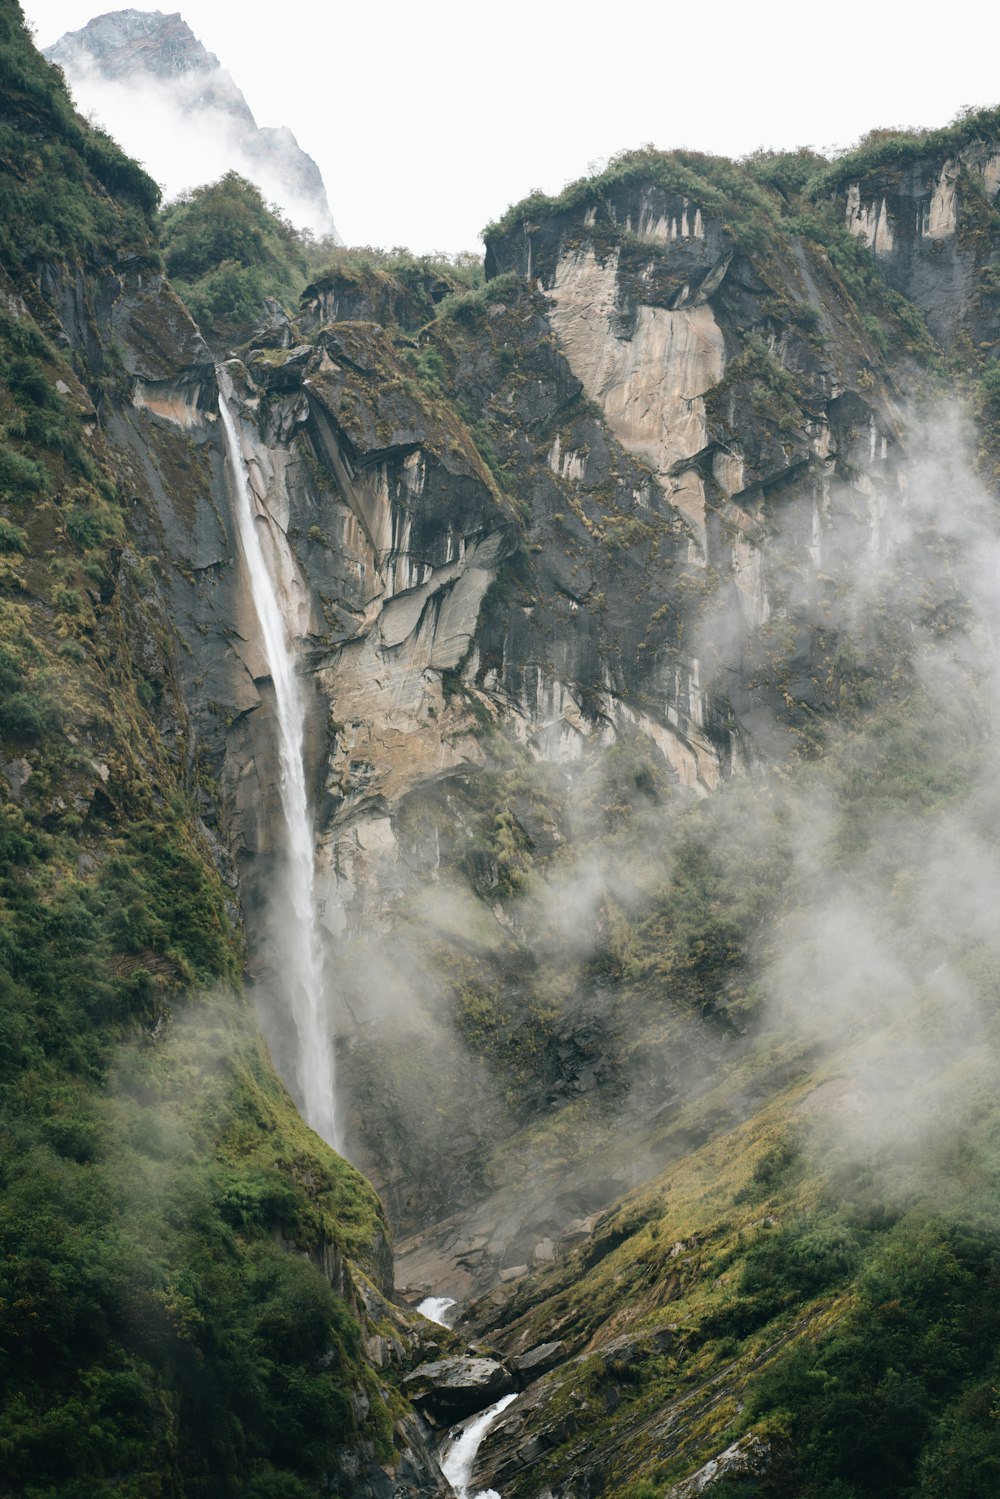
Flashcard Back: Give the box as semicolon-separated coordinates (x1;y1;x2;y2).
219;390;339;1150
222;389;513;1493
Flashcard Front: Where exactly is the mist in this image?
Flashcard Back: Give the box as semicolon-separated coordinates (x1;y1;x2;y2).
727;403;1000;1207
314;399;1000;1282
61;58;338;237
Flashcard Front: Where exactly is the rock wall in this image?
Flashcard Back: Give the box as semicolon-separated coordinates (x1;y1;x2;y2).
837;137;1000;347
93;158;947;1298
34;80;1000;1330
109;158;967;1288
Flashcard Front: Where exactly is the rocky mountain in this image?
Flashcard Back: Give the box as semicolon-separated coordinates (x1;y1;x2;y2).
5;2;1000;1494
44;8;342;240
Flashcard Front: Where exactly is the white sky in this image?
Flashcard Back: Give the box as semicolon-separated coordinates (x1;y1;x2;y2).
22;0;1000;254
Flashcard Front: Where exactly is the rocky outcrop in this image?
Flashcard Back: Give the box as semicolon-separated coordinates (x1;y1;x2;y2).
480;171;910;774
404;1355;517;1422
666;1434;771;1496
834;130;1000;348
301;265;456;334
334;1413;453;1499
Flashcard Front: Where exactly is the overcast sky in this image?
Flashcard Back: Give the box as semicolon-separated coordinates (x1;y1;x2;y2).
22;0;1000;254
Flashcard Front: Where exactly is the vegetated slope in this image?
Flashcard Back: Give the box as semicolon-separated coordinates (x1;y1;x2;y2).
459;686;1000;1499
158;172;311;352
0;11;447;1497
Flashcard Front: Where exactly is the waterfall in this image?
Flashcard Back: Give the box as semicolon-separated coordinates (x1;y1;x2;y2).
441;1393;517;1499
218;389;339;1151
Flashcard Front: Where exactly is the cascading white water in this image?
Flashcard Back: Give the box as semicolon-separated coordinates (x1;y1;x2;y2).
441;1393;517;1499
219;389;339;1151
417;1296;457;1327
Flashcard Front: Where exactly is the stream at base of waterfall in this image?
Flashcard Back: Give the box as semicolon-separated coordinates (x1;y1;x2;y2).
418;1298;514;1498
442;1394;518;1499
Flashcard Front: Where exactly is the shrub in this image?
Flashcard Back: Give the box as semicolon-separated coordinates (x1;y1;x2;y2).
0;517;27;552
160;173;306;340
0;687;62;743
0;444;49;503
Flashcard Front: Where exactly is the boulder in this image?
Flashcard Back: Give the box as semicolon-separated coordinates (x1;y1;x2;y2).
403;1356;516;1422
667;1434;771;1496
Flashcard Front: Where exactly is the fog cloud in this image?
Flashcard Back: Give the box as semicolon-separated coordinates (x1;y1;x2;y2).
63;58;338;237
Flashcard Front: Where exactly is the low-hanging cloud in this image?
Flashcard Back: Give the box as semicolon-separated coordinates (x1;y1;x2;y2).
62;58;339;238
736;403;1000;1195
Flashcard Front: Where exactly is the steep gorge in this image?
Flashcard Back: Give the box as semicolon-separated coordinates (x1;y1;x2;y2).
5;6;1000;1495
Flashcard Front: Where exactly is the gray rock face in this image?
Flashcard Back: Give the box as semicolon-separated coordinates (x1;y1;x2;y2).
838;143;1000;349
47;9;238;89
333;1412;453;1498
666;1434;771;1496
511;1342;567;1380
45;10;341;239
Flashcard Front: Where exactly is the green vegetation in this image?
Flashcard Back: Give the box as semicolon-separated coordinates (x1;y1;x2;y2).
306;242;482;290
815;105;1000;190
158;174;485;347
156;175;479;347
159;173;308;346
486;145;790;258
434;269;522;324
0;6;158;270
0;316;106;503
490;104;1000;251
745;1212;1000;1497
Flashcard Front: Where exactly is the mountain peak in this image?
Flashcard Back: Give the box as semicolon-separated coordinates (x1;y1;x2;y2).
44;8;341;241
46;9;218;77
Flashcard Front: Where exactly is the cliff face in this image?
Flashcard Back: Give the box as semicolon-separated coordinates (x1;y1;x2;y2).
140;129;1000;1499
120;123;1000;1298
838;137;1000;348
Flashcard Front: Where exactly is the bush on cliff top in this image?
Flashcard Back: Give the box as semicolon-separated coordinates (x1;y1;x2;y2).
159;172;307;344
